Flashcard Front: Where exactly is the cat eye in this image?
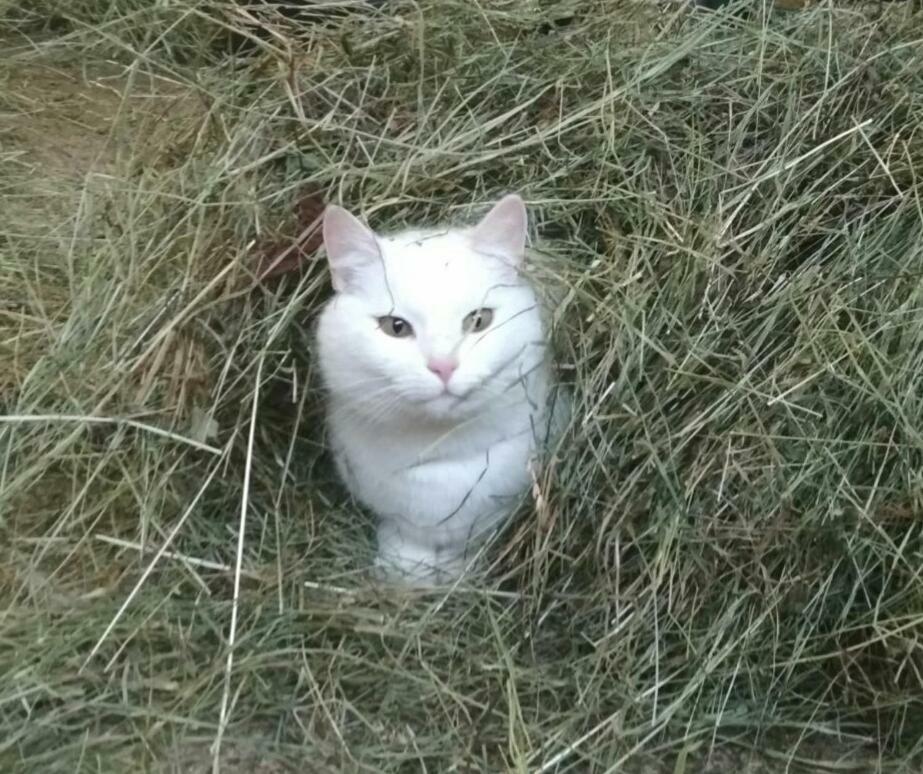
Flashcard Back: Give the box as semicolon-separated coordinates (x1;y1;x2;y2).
463;308;494;333
378;315;414;338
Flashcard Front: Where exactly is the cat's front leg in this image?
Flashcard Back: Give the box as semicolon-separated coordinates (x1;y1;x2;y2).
374;521;465;586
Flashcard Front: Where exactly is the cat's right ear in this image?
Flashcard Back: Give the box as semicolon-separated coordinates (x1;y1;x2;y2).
322;204;381;291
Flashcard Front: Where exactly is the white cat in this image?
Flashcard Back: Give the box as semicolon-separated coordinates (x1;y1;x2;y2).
316;195;560;585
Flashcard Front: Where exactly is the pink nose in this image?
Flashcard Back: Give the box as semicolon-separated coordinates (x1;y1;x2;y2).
427;357;458;384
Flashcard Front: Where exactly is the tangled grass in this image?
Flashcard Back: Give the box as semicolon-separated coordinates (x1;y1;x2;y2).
2;1;923;771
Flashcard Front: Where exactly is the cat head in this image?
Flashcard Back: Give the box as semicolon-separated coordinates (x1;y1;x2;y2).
316;195;546;424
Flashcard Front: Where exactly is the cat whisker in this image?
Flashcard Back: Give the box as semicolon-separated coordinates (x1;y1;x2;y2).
335;397;403;425
450;343;534;406
330;385;407;425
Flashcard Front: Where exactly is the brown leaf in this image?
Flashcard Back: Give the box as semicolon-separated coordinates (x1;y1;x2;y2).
253;192;326;280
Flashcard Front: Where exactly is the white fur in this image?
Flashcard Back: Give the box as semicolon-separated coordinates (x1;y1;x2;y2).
316;195;557;585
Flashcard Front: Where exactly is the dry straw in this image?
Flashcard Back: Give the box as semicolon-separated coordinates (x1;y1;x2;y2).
1;0;922;770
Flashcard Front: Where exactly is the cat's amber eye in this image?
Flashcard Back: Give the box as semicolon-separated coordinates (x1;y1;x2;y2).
378;315;414;338
462;308;494;333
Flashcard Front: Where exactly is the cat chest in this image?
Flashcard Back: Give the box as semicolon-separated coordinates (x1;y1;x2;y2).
337;430;535;525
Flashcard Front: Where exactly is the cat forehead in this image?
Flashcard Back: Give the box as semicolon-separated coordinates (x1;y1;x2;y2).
381;228;480;264
374;229;512;295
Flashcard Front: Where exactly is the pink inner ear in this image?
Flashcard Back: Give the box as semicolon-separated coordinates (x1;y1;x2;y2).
323;205;381;290
470;194;527;265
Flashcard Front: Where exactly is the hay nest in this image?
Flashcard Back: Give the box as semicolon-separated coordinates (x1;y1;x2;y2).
2;1;922;770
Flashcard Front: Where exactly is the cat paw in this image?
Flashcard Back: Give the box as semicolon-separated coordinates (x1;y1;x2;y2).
372;550;466;587
372;552;441;586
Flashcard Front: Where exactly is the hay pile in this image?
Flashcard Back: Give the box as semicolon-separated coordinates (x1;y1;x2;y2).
2;1;922;770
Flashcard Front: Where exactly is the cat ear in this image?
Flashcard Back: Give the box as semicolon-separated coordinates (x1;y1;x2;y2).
470;194;528;267
323;204;381;291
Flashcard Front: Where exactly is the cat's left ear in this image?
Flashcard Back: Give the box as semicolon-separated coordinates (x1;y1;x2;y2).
470;194;527;267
